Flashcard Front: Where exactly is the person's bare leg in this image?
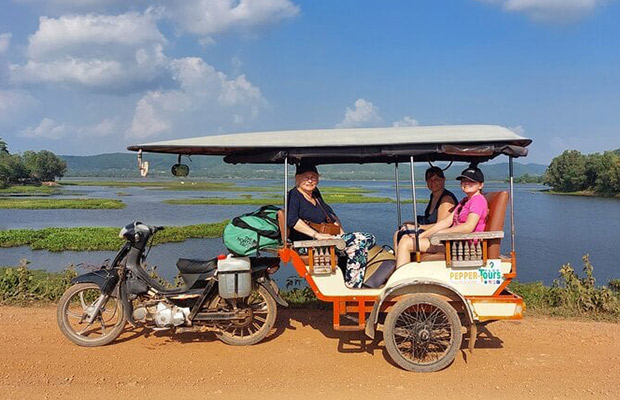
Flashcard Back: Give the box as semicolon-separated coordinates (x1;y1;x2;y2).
396;236;413;267
396;236;431;267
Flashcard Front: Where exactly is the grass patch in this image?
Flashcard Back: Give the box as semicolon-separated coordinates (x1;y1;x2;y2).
61;180;379;196
164;194;427;205
0;221;228;251
0;185;60;196
542;189;620;199
0;198;125;209
61;180;276;192
510;254;620;321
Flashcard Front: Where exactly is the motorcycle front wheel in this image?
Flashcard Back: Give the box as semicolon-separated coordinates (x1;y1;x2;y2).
214;285;277;346
57;283;126;347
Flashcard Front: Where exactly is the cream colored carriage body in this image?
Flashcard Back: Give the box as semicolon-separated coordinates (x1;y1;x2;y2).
309;257;522;323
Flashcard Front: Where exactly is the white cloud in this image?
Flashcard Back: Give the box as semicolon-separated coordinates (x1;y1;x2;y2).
0;33;11;53
19;118;69;139
10;12;168;91
18;117;118;139
127;57;265;139
164;0;300;36
198;37;217;48
478;0;609;22
0;90;40;127
335;98;382;129
86;118;119;137
392;116;420;127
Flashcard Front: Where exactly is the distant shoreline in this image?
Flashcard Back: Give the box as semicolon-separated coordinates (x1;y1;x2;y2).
540;189;620;199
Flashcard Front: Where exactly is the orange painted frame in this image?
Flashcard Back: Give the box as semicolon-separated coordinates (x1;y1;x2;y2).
279;247;377;330
278;247;524;328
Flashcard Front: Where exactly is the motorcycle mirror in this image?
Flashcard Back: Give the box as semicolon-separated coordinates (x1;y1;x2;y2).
171;163;190;177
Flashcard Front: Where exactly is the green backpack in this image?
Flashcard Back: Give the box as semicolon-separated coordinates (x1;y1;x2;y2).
223;205;282;256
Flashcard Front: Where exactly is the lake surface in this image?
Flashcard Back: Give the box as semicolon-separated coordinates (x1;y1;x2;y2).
1;179;619;286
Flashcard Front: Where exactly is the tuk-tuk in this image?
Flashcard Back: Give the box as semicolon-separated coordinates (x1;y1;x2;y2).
128;124;532;372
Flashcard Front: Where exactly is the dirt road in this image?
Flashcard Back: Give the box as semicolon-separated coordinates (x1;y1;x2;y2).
1;306;619;399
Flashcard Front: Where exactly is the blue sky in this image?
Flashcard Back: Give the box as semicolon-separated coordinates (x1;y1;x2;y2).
0;0;619;164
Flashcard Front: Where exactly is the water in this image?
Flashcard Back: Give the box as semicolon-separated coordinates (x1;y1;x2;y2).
1;180;619;285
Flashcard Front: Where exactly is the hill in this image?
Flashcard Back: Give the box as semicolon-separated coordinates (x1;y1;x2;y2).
60;152;548;181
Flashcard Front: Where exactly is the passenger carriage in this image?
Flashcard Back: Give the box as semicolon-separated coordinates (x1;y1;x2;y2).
129;124;532;372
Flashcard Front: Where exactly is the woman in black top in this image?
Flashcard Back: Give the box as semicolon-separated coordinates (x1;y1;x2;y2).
393;166;458;246
287;163;375;289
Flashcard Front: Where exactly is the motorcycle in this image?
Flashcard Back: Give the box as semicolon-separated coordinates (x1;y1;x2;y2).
56;221;287;347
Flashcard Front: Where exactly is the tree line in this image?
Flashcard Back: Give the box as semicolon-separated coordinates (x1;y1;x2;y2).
0;138;67;188
544;149;620;195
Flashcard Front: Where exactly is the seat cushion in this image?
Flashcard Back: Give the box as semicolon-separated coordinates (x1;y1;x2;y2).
176;258;217;274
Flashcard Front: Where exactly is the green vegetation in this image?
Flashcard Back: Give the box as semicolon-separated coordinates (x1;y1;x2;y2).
512;173;544;184
164;188;427;205
61;180;377;196
0;260;77;305
164;193;399;205
0;198;125;209
61;180;276;192
0;221;228;251
510;255;620;321
544;149;620;196
0;185;60;196
0;138;67;188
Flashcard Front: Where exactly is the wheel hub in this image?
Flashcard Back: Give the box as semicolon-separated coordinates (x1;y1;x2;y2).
229;308;253;328
418;327;431;341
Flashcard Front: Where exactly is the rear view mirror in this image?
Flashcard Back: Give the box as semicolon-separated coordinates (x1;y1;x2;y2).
171;163;190;177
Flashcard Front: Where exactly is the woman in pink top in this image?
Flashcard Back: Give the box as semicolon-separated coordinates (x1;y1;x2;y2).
395;166;488;267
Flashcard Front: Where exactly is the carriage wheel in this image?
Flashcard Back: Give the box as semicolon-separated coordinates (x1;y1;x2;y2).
384;294;462;372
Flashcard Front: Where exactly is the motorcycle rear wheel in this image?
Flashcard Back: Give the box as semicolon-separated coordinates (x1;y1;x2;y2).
57;283;126;347
214;285;277;346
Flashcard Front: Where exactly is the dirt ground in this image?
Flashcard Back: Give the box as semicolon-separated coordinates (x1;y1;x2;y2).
1;306;619;400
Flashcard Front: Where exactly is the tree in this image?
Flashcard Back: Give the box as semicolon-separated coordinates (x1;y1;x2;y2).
593;152;620;195
544;150;584;191
22;150;67;182
0;137;8;155
544;150;587;192
584;153;604;190
0;153;30;184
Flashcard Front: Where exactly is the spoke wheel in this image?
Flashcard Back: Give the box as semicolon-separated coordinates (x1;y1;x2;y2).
214;285;277;346
57;283;126;347
384;294;462;372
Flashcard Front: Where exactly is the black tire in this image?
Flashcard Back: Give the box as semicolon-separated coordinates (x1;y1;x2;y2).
57;283;126;347
215;285;277;346
384;294;462;372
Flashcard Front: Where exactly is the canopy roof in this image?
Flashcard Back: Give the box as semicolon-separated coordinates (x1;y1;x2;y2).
127;125;532;164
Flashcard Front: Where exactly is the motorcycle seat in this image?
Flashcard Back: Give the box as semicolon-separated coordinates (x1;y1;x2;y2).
176;258;217;274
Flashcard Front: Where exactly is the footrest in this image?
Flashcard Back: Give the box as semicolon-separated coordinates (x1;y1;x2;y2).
333;325;365;332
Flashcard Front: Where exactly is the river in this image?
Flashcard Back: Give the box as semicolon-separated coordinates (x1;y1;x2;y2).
1;179;618;286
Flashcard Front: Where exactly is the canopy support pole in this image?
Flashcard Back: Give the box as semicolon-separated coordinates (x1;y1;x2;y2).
283;156;289;247
410;156;421;263
395;162;402;227
509;156;516;257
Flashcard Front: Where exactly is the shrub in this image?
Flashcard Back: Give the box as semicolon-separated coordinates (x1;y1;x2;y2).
511;254;620;320
0;259;77;305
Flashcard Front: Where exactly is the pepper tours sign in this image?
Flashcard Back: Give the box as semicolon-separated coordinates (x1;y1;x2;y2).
449;261;503;285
